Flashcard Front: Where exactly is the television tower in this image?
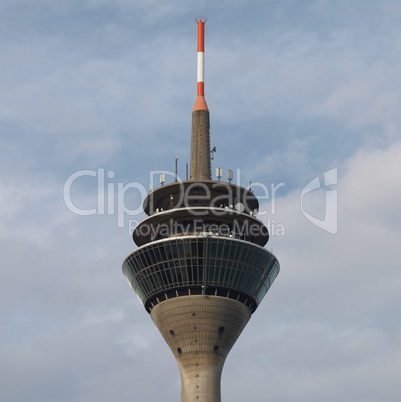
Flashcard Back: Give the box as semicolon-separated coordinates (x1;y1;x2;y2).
122;17;280;401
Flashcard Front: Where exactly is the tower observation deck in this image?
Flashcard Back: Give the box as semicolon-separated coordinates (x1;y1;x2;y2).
122;17;280;401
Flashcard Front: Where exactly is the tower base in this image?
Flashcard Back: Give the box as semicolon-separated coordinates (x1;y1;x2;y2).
151;295;251;402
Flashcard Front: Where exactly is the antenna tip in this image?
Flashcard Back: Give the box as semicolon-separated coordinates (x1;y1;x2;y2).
195;16;207;23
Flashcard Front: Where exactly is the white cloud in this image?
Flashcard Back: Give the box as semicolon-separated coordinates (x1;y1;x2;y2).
235;141;401;401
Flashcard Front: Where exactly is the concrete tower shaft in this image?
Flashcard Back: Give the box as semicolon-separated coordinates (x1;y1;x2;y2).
190;110;211;181
151;296;251;401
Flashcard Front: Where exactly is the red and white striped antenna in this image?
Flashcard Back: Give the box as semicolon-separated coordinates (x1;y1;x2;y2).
193;16;208;112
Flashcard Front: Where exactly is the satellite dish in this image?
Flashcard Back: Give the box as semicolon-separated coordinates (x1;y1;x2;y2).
211;146;217;160
235;202;245;212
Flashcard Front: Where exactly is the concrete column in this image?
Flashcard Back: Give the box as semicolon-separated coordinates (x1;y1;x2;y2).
190;110;211;181
151;295;251;401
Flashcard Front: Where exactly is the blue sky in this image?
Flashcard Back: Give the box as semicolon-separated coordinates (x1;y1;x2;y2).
1;1;401;401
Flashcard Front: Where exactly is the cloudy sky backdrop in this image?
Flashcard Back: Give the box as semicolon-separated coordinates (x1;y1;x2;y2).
1;0;401;401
